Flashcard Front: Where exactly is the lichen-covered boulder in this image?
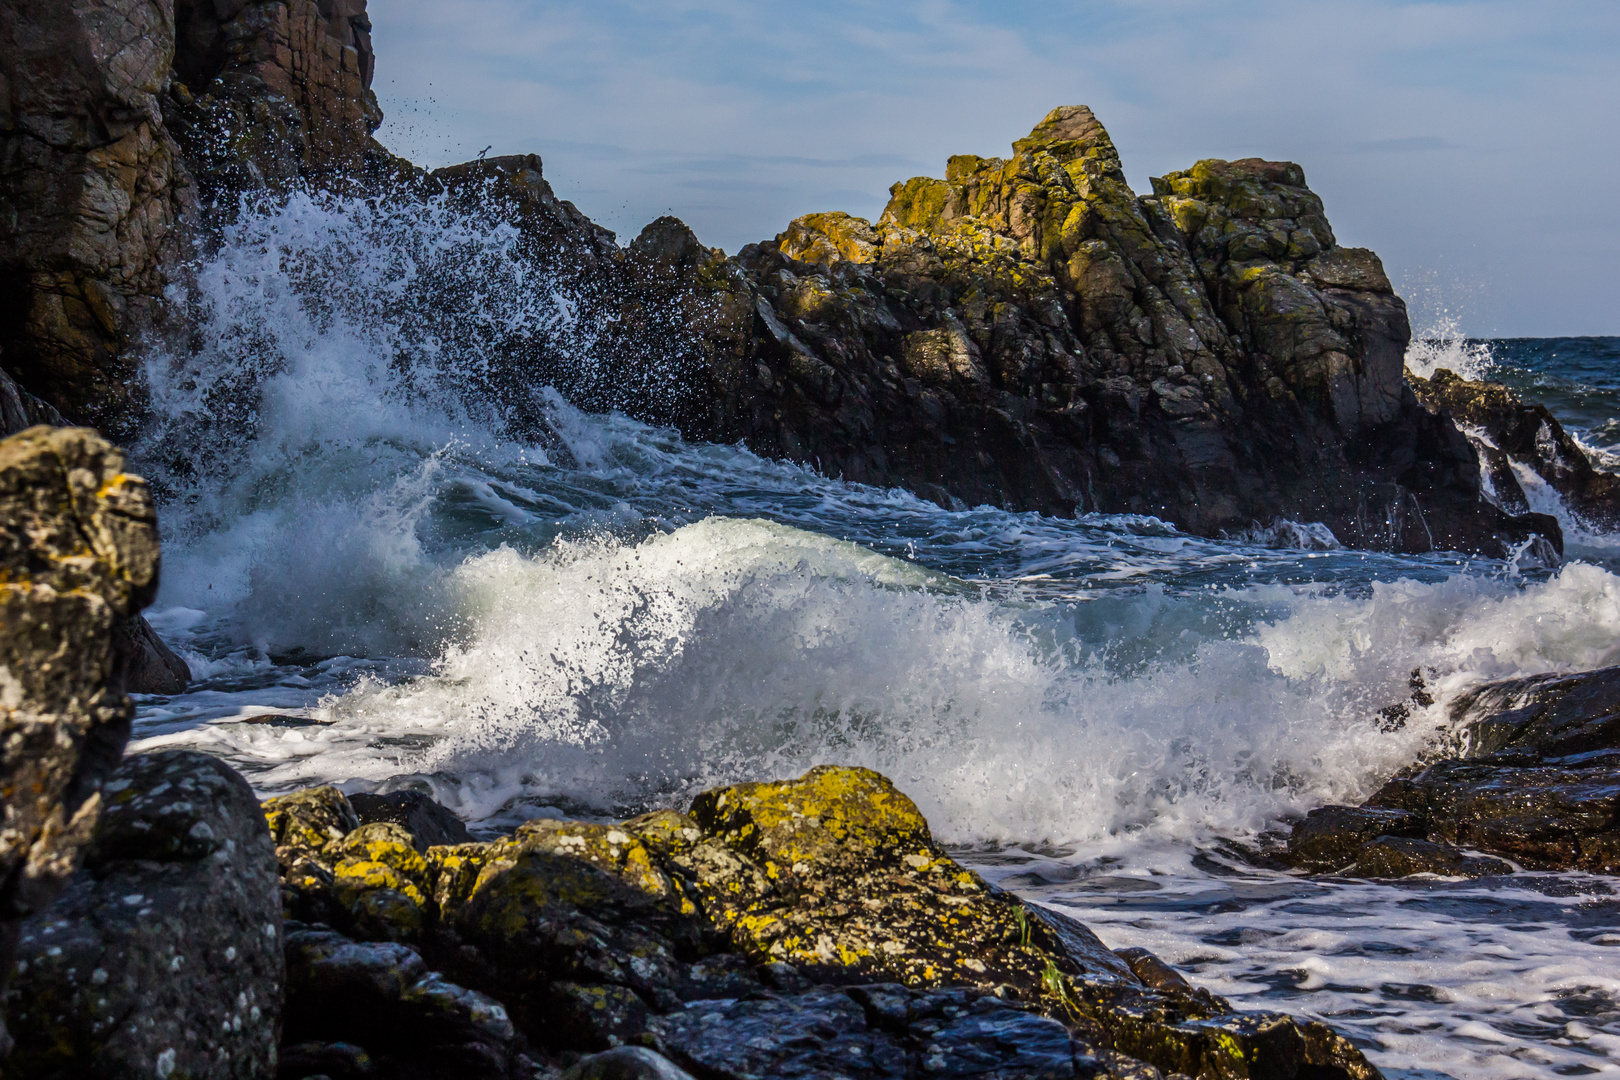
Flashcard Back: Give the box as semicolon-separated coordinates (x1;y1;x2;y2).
350;789;475;850
260;766;1385;1079
0;427;163;1051
676;765;1132;994
6;750;283;1077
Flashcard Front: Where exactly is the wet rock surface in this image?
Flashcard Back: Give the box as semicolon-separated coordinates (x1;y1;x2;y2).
259;765;1381;1080
1285;665;1620;875
5;750;283;1077
0;427;164;1051
1410;367;1620;532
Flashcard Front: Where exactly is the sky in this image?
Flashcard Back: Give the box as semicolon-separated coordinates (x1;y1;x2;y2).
371;1;1620;338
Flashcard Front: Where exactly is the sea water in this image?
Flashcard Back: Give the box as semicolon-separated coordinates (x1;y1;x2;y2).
129;191;1620;1078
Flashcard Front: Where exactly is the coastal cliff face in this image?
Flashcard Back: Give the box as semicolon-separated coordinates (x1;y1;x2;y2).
0;0;380;437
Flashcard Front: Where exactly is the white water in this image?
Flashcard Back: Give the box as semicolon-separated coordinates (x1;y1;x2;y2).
129;193;1620;1077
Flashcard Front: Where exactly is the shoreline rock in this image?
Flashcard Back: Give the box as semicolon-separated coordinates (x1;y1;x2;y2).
259;764;1381;1080
0;426;165;1053
1283;665;1620;877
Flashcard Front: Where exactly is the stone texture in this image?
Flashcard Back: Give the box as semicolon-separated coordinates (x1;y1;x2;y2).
0;426;163;1052
0;0;195;435
5;750;283;1077
260;767;1383;1079
282;925;527;1079
1284;665;1620;875
1410;367;1620;532
166;0;382;200
350;789;475;851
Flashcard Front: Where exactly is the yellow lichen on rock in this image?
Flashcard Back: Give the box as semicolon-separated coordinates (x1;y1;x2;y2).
777;211;880;266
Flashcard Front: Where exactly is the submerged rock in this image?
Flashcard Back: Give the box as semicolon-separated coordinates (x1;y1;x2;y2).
6;751;283;1077
259;767;1383;1080
1285;665;1620;875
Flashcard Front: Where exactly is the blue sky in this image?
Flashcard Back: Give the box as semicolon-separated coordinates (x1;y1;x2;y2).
372;1;1620;337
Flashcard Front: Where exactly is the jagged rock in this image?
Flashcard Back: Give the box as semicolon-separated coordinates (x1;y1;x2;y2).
167;0;382;200
116;610;192;695
0;2;195;434
1284;665;1620;874
606;107;1553;557
0;364;65;437
261;766;1384;1079
0;427;164;1052
1410;367;1620;531
5;750;283;1077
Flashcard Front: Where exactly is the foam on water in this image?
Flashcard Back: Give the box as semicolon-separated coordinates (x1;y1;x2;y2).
128;193;1620;1078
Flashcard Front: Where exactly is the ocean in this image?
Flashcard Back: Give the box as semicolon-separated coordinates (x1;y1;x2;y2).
128;191;1620;1078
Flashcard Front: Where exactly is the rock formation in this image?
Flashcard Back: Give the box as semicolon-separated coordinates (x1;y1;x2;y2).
0;0;381;437
1283;665;1620;876
0;427;163;1054
620;109;1560;556
254;765;1380;1079
1410;367;1620;532
5;751;283;1076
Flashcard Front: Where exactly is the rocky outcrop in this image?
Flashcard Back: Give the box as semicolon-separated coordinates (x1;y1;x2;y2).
260;765;1381;1080
573;108;1554;558
5;750;284;1077
0;0;382;439
0;0;194;436
0;426;164;1054
1410;367;1620;531
1284;665;1620;876
166;0;382;202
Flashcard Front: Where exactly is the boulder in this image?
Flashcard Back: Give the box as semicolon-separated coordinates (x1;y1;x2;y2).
0;427;163;1053
1284;665;1620;874
349;789;475;850
282;925;526;1078
5;750;283;1077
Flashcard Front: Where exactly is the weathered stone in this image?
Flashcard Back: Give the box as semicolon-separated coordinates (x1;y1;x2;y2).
681;765;1134;993
564;1045;697;1080
1284;805;1423;872
6;750;283;1077
168;0;382;198
283;925;523;1078
1345;837;1512;879
1285;664;1620;875
117;610;192;695
350;789;475;851
0;427;163;1050
1410;367;1620;532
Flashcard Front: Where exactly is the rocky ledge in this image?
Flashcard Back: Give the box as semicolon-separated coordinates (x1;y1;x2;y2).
1282;665;1620;877
10;758;1383;1080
